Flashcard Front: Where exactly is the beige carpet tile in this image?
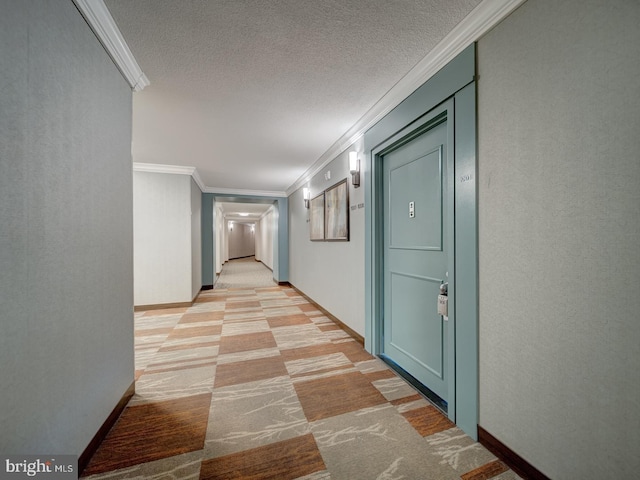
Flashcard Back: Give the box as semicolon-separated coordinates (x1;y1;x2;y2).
179;311;225;323
167;324;222;339
82;259;519;479
205;378;309;457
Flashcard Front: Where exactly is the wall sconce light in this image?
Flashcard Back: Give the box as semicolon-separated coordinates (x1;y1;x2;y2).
303;187;311;209
349;151;360;188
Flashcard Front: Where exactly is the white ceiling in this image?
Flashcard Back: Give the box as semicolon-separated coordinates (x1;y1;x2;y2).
218;201;273;223
104;0;483;196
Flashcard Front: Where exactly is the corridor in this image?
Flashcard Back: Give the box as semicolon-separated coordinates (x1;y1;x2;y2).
81;260;519;479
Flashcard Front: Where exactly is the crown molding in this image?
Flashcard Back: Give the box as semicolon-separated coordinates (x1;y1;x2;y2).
133;162;196;176
133;162;204;191
73;0;149;91
285;0;525;196
133;163;285;197
190;168;206;192
203;186;287;198
259;205;275;220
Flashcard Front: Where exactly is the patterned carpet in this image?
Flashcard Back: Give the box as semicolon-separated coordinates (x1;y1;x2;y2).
214;257;275;289
82;284;520;479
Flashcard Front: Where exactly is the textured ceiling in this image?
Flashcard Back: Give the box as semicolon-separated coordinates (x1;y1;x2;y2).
105;0;481;195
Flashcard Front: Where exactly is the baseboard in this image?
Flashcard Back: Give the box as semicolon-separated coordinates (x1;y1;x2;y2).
288;284;365;346
134;301;191;312
477;426;551;480
134;291;202;312
201;285;214;291
79;381;135;475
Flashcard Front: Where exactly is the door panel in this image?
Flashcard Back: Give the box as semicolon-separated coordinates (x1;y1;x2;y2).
382;119;451;402
389;272;444;378
389;146;442;250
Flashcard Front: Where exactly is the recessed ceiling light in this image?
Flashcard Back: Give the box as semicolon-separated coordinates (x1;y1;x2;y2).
238;213;249;216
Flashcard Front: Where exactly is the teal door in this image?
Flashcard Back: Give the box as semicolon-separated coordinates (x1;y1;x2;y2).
382;117;453;406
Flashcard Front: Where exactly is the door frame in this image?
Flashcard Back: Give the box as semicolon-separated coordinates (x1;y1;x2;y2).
378;104;456;417
364;44;478;439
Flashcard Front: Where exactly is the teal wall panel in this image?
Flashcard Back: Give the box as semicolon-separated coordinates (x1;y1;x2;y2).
453;82;478;439
276;197;289;283
364;43;478;439
201;193;214;286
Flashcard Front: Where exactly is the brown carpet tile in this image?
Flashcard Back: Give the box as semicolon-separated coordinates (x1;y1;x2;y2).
82;283;521;480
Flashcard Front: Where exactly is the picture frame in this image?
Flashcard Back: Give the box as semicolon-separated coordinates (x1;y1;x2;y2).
324;178;349;241
309;192;325;241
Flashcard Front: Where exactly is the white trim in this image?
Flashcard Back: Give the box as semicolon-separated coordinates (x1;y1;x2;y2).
260;205;275;220
73;0;149;91
203;186;287;198
190;168;206;192
80;0;522;196
285;0;525;196
133;163;285;198
133;162;195;176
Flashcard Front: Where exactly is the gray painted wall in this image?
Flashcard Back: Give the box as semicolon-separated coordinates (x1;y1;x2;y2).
256;208;274;269
133;171;193;305
274;197;289;283
289;147;366;334
133;172;203;305
477;0;640;477
0;0;134;455
229;223;255;259
190;178;202;299
201;193;214;285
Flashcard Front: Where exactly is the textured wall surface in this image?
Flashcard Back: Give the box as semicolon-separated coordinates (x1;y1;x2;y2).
229;223;256;260
477;0;640;477
215;203;225;273
133;172;192;305
257;210;274;270
190;179;202;299
201;194;214;285
0;0;133;454
289;143;366;335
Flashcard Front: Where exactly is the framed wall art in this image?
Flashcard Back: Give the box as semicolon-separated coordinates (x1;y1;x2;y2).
324;178;349;241
309;192;325;241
